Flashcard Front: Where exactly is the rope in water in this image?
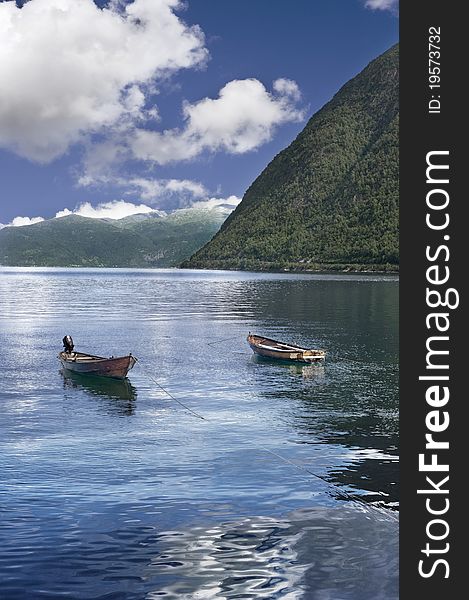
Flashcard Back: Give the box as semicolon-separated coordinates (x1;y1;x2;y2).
206;335;241;346
134;357;207;421
247;442;396;517
134;353;397;520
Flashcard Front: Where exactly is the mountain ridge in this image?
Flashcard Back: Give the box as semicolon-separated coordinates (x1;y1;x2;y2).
0;209;228;267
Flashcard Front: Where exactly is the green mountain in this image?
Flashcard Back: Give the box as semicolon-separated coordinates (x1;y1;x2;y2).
184;44;399;272
0;209;228;267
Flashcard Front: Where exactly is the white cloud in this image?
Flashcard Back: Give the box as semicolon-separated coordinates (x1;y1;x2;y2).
273;78;302;101
364;0;399;12
189;195;241;211
131;78;305;164
164;179;207;197
55;200;156;220
117;180;240;212
76;169;208;204
8;216;45;227
77;140;130;187
0;0;306;218
125;178;207;200
0;0;207;162
0;0;304;187
82;174;207;199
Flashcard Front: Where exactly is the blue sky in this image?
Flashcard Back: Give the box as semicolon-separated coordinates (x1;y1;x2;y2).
0;0;398;225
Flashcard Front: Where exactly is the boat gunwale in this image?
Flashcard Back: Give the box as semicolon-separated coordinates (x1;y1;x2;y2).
58;351;134;364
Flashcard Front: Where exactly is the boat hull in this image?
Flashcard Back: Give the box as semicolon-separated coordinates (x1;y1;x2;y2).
247;334;325;364
59;352;136;380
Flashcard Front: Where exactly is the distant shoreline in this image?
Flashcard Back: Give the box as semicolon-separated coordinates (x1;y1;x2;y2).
0;263;399;276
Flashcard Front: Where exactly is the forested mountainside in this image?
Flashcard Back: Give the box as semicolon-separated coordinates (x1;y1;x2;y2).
184;44;399;272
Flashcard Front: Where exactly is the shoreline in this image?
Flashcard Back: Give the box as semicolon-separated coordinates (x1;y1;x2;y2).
0;263;399;276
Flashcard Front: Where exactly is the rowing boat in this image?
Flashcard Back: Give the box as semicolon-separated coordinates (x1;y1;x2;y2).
247;333;325;364
58;351;137;380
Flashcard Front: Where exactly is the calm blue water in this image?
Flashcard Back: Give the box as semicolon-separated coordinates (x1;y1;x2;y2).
0;268;399;599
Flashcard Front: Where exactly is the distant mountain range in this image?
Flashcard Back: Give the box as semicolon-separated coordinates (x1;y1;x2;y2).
0;208;229;267
184;44;399;272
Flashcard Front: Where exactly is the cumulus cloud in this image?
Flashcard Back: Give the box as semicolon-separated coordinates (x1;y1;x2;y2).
7;216;45;228
121;180;239;211
55;200;156;220
125;178;207;201
0;0;207;162
0;0;304;187
0;0;305;218
77;139;131;187
272;78;302;101
189;195;241;212
130;78;305;164
76;167;208;205
364;0;399;12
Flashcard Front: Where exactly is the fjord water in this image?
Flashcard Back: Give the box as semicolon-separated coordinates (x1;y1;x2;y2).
0;268;398;599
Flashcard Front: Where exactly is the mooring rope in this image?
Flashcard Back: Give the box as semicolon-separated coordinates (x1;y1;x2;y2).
254;443;397;519
134;356;397;519
206;335;241;347
134;358;207;421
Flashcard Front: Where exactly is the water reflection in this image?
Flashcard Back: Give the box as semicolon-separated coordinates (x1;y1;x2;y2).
61;370;137;415
143;506;397;600
294;362;399;508
249;352;398;508
0;270;398;599
145;515;305;599
251;355;326;380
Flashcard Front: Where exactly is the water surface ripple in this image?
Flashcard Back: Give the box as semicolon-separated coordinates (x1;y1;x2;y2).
0;268;398;599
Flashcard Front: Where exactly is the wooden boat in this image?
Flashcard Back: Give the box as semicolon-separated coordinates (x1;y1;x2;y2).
247;333;325;364
58;351;137;380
